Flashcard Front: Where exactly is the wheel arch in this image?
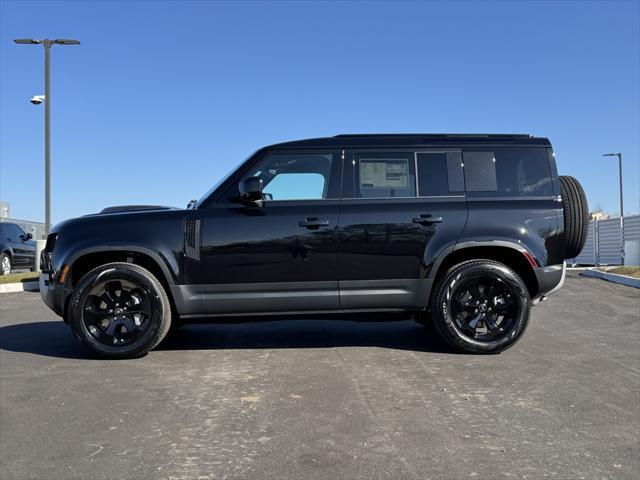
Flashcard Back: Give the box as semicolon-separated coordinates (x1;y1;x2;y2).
63;247;177;322
430;242;539;299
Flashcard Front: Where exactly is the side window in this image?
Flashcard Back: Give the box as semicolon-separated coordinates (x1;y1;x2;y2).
348;153;416;198
462;147;553;196
264;173;325;200
416;152;465;196
464;152;497;192
5;224;23;240
229;152;337;201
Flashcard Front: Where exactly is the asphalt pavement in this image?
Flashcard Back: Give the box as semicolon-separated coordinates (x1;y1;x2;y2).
0;273;638;480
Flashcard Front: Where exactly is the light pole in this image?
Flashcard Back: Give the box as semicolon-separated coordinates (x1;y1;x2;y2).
603;152;624;264
13;38;80;236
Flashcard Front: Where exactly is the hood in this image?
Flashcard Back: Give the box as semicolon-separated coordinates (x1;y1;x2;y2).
97;205;176;215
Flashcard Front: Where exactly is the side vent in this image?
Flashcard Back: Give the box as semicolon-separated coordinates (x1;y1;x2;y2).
184;217;202;261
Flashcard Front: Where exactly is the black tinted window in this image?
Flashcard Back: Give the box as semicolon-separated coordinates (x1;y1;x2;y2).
1;224;23;240
464;152;497;192
463;147;553;196
417;152;465;196
351;153;416;198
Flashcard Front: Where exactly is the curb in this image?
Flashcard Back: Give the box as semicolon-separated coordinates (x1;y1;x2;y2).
0;281;39;293
580;269;640;289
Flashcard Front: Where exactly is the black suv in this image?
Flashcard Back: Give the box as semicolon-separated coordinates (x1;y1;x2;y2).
1;222;36;275
40;134;588;359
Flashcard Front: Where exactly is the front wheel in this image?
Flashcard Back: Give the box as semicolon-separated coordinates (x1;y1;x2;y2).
431;259;530;354
68;262;172;359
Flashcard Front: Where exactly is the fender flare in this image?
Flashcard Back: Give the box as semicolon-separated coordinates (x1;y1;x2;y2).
428;240;535;282
65;244;177;287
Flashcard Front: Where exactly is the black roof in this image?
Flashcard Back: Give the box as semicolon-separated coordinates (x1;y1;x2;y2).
269;133;551;149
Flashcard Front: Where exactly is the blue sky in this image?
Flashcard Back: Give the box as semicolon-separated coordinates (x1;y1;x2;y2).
1;0;638;224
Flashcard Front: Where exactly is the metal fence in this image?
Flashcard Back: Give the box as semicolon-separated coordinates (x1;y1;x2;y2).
0;217;46;240
570;214;640;265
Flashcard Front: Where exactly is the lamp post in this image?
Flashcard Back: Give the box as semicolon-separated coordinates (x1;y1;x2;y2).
603;152;624;265
13;38;80;236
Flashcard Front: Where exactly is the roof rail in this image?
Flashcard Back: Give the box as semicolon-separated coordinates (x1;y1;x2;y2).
333;133;533;138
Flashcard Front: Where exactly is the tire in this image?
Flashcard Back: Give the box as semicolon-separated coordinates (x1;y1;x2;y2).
431;259;530;354
415;311;435;331
68;262;172;359
0;253;11;275
167;319;186;334
559;175;589;259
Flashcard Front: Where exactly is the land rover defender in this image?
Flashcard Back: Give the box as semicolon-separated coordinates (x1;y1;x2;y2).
39;134;589;358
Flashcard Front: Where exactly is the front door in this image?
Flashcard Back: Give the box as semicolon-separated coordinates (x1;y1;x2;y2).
337;149;468;309
200;150;341;314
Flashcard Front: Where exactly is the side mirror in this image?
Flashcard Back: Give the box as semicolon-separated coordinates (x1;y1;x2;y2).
25;232;33;241
239;177;264;204
21;232;33;241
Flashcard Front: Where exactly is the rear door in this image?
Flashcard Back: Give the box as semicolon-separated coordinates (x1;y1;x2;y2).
337;149;467;309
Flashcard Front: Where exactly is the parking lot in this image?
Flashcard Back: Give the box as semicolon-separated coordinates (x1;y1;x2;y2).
0;273;638;480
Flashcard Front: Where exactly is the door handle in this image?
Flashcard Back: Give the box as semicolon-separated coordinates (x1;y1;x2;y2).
412;214;443;225
299;218;330;229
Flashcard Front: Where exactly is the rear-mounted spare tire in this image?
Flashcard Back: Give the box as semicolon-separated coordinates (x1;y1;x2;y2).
559;175;589;259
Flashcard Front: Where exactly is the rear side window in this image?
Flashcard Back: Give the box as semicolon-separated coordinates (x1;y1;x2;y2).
462;147;553;196
416;152;465;196
350;153;416;198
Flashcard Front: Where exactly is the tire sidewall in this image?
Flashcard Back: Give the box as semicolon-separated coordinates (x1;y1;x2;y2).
69;264;170;358
433;261;530;353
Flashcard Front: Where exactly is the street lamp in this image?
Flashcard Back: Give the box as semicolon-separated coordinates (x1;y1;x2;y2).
13;38;80;236
603;152;625;264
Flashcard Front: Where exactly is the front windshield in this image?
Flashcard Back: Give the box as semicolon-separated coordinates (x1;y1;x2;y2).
196;154;253;206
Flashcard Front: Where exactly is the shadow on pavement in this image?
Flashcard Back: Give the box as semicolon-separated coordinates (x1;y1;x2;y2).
0;319;452;359
0;320;92;360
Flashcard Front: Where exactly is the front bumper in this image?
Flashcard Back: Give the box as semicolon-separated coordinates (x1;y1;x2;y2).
533;261;566;302
40;272;64;317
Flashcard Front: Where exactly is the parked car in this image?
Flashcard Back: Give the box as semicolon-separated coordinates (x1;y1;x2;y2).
1;222;36;275
39;134;588;359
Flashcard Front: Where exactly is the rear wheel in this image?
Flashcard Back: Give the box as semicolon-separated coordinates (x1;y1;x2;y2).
431;259;530;354
68;262;172;359
0;253;11;275
415;311;434;331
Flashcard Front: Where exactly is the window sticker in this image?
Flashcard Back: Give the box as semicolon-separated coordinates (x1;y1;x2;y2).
360;159;409;189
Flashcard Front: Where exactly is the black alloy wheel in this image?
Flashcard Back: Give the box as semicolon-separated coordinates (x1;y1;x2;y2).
69;263;171;359
432;259;530;354
81;279;153;347
449;274;519;342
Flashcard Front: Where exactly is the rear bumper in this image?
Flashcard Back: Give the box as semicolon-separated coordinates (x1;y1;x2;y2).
533;261;566;302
